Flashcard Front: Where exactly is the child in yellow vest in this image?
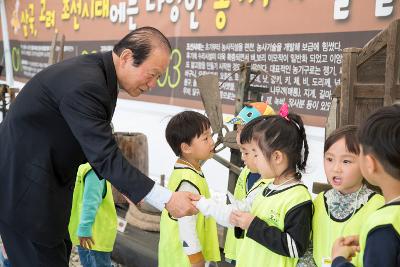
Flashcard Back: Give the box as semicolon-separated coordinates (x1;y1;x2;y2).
331;104;400;267
158;111;220;267
68;163;117;267
297;126;384;267
196;104;312;267
224;102;275;264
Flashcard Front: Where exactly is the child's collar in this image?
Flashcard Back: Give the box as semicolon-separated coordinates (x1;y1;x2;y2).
175;158;203;175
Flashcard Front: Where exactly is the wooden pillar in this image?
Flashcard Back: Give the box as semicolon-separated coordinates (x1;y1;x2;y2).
384;20;400;106
48;31;58;65
112;132;149;204
339;48;360;126
57;34;66;63
227;62;250;194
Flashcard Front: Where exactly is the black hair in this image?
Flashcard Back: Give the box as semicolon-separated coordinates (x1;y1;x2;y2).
113;26;172;67
324;125;359;155
239;119;259;145
242;113;309;180
165;111;211;156
358;104;400;180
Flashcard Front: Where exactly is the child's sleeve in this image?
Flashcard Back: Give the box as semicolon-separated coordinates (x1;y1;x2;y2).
362;225;400;267
331;257;355;267
196;186;262;227
176;182;203;261
331;224;400;267
77;170;105;237
246;200;312;258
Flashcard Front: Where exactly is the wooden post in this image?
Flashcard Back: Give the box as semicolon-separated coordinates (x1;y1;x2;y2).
112;132;149;204
384;20;400;106
339;48;360;126
57;34;66;63
325;97;338;138
160;174;165;187
236;62;251;115
227;62;250;194
48;31;58;65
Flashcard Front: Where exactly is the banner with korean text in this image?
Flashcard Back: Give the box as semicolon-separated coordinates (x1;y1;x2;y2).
1;0;398;125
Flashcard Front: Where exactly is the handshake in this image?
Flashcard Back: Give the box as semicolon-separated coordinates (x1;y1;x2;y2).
331;235;360;262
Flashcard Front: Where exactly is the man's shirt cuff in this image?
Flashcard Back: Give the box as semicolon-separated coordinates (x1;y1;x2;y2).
144;184;172;211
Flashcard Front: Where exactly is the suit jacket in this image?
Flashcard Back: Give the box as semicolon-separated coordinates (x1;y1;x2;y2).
0;52;155;246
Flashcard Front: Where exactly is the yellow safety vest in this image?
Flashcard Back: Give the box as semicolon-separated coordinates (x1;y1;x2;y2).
68;163;117;252
224;167;272;261
312;191;384;267
236;184;312;267
357;203;400;267
158;165;220;267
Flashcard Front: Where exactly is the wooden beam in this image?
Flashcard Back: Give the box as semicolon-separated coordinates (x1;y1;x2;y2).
48;31;58;65
384;19;400;105
236;62;251;113
57;34;66;63
357;29;388;67
335;84;400;99
312;182;332;194
339;48;361;126
334;85;341;97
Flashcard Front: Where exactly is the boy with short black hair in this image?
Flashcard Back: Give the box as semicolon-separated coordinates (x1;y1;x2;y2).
159;111;220;267
331;104;400;267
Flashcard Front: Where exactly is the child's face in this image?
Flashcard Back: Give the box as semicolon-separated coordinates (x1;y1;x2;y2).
249;140;275;178
189;127;215;161
240;143;258;173
324;137;363;194
235;124;245;145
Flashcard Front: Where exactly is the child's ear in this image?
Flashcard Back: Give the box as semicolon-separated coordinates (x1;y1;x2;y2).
180;143;192;154
272;150;284;163
363;154;378;181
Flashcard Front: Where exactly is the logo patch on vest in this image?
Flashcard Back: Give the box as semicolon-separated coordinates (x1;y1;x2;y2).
267;209;280;226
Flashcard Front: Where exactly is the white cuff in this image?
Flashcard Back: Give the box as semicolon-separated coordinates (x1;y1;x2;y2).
196;197;234;227
143;184;172;211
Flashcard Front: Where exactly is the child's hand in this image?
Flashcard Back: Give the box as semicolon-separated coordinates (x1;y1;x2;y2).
79;236;95;250
331;236;360;261
230;211;255;230
341;235;359;247
191;260;205;267
188;252;205;267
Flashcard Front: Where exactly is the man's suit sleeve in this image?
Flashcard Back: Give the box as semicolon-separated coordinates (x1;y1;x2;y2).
59;83;155;203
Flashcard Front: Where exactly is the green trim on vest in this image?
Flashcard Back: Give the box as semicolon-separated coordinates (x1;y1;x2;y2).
312;192;384;267
357;202;400;267
236;184;312;267
68;163;117;252
224;167;273;260
159;166;221;267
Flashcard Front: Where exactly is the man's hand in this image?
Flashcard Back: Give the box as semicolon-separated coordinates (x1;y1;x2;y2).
230;211;255;230
331;235;360;261
79;236;95;250
165;191;200;218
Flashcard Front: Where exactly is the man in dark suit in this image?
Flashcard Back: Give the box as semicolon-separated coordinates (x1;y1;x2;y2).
0;27;199;266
